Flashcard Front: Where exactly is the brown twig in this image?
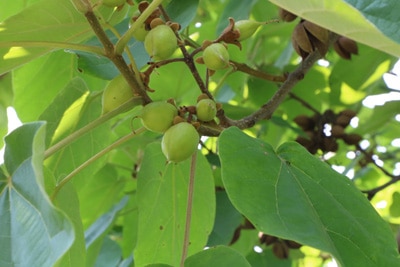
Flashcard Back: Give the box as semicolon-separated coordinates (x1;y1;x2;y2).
230;60;286;83
84;10;151;104
289;92;320;114
356;144;400;199
218;49;322;129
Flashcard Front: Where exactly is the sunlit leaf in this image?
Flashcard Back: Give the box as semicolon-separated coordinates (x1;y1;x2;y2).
218;127;400;267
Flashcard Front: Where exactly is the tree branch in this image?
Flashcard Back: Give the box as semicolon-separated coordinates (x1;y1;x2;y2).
84;9;152;104
218;49;322;129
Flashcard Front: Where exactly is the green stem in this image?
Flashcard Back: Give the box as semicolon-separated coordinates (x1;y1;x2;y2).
180;151;198;267
115;0;165;55
51;127;146;200
44;97;143;159
0;41;105;56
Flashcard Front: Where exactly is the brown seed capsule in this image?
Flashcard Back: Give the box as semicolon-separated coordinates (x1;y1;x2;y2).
284;239;302;249
340;109;357;119
260;234;278;246
343;133;362;145
334;36;358;60
272;242;289;259
335;115;352;127
294;115;314;131
331;125;345;137
322;138;339;152
292;22;313;57
278;8;297;22
292;21;329;58
302;21;329;45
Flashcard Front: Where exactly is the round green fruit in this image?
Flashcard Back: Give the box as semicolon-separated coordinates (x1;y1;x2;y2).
196;99;217;122
144;25;177;61
234;20;263;41
102;0;125;7
140;101;178;133
202;43;230;70
161;122;199;163
131;22;148;41
101;74;135;115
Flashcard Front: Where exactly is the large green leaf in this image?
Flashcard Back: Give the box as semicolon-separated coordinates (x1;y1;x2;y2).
218;127;400;267
134;143;215;267
0;0;92;75
0;122;75;267
344;0;400;44
269;0;400;57
184;245;251;267
166;0;199;31
12;50;76;122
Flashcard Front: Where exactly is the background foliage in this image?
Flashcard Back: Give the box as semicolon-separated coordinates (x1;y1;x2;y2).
1;0;400;266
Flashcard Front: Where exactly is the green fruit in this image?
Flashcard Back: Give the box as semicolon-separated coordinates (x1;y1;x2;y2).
234;20;263;41
140;101;178;133
161;122;199;163
196;99;217;122
102;74;135;115
102;0;125;7
202;43;230;70
131;22;148;41
144;25;177;60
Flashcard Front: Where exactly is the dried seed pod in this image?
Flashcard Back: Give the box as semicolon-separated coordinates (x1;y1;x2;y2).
294;115;315;131
331;125;345;137
284;240;302;249
292;20;330;58
343;133;362;145
340;109;357;119
260;234;278;246
335;115;352;127
322;138;339;152
302;21;329;45
292;22;313;57
278;8;297;22
272;242;289;259
334;36;358;60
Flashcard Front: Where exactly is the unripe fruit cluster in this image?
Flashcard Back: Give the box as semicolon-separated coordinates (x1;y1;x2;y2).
139;101;199;163
294;109;362;154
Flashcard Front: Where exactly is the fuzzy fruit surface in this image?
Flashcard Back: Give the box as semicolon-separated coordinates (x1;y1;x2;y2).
131;22;148;41
102;0;125;7
203;43;230;70
101;74;135;115
144;25;177;61
140;101;178;133
234;20;263;41
196;99;217;122
162;122;199;163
